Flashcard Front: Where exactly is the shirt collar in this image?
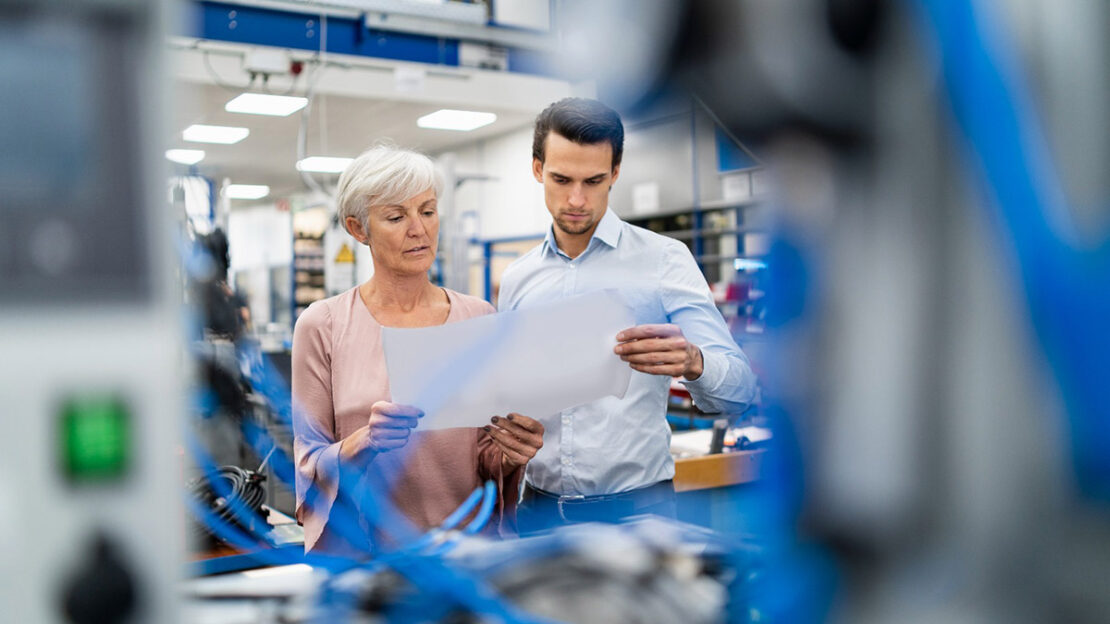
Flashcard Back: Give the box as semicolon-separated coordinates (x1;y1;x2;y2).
542;208;623;258
593;208;623;249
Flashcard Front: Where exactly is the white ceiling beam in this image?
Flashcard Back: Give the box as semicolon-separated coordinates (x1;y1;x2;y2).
168;37;571;112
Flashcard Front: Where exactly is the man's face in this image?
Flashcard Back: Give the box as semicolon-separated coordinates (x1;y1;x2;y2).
533;131;620;243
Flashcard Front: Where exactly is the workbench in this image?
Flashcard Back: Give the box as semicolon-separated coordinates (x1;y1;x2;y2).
670;427;769;532
673;449;765;492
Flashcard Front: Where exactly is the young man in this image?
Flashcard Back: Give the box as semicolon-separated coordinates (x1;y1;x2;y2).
498;97;758;533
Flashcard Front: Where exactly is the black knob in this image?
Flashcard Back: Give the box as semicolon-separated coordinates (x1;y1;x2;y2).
60;532;138;624
709;418;729;454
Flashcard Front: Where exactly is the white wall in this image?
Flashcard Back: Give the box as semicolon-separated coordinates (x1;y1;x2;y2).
493;0;550;30
227;204;292;326
227;204;292;270
445;126;550;240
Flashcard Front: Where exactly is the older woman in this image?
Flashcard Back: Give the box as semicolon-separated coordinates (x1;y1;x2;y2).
292;145;544;554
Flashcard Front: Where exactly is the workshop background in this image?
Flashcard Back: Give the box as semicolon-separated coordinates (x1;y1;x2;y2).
1;0;1107;623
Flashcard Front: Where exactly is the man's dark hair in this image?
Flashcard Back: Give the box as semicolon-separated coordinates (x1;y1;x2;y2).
532;97;624;169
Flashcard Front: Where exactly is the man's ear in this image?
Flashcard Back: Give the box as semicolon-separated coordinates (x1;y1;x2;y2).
609;164;621;189
345;216;369;246
532;158;544;183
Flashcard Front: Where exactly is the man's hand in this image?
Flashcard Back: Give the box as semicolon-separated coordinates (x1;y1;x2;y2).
614;324;704;381
340;401;422;463
484;413;544;471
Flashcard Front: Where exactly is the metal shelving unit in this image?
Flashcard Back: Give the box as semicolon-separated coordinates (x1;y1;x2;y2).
627;195;769;342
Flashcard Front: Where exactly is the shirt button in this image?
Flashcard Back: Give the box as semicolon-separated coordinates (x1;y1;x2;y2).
561;457;571;466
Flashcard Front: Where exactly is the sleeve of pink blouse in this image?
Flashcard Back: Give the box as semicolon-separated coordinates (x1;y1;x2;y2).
290;301;344;551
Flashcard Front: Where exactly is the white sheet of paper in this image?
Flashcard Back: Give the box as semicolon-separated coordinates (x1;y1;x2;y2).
382;290;634;430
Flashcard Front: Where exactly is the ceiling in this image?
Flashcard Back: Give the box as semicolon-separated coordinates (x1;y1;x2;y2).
169;82;536;198
167;40;571;201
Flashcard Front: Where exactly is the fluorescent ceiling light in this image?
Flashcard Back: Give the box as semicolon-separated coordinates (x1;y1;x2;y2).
224;184;270;200
183;124;249;144
296;156;354;174
165;149;205;165
225;93;308;117
417;109;497;131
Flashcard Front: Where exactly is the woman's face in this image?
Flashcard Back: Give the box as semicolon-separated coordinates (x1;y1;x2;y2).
363;188;439;278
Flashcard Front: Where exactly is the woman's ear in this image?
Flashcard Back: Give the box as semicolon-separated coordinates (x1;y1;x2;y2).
345;216;370;246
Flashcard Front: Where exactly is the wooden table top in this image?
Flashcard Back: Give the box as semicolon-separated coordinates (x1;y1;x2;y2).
673;449;766;492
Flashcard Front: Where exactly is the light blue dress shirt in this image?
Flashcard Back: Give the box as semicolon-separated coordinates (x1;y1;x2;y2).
498;208;758;496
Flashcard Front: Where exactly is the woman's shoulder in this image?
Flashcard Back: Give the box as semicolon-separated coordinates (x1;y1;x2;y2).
444;288;495;318
294;288;359;334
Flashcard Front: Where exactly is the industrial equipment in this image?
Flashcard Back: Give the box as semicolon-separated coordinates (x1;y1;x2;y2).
0;0;181;622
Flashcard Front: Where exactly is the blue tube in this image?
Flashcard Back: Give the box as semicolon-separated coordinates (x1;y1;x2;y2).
442;485;487;532
463;480;498;535
913;0;1110;497
180;240;537;620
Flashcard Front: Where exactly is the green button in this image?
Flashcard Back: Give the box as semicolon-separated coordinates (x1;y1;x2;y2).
60;395;131;482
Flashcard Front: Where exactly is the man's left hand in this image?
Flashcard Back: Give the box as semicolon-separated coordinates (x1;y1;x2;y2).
615;324;704;381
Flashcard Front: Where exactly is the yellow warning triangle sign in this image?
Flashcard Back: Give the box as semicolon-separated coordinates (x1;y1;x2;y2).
334;243;355;264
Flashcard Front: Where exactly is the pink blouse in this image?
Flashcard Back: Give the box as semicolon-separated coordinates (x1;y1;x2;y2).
291;286;520;553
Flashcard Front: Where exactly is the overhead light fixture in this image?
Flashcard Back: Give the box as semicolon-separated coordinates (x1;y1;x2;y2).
417;109;497;131
224;184;270;200
225;93;308;117
165;149;205;165
183;124;249;145
296;156;354;174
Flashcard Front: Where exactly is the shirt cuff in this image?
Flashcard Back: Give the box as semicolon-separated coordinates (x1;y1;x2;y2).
680;349;727;401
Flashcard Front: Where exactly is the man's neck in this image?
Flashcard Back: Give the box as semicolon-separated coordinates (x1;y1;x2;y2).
554;222;601;260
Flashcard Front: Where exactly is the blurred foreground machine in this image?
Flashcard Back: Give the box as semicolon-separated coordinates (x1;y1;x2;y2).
183;519;758;624
0;0;180;622
549;0;1110;621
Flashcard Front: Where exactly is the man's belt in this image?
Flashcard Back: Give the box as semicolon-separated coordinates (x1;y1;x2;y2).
523;480;674;520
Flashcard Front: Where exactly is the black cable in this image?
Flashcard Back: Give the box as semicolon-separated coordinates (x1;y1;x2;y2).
186;465;268;544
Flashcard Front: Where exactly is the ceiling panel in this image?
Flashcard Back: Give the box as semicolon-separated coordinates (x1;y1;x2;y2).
169;81;536;198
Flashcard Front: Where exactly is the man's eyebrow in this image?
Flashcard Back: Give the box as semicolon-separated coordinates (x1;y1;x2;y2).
548;170;608;180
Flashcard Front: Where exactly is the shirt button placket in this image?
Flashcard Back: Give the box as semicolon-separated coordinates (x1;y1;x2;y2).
561;408;573;493
563;260;577;296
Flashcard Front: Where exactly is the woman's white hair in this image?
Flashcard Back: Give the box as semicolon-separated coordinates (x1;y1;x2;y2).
336;143;443;236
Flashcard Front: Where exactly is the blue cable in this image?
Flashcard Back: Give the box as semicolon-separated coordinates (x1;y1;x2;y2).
443;484;489;533
183;496;354;573
235;336;504;553
195;397;534;621
235;415;420;551
463;480;498;536
401;485;486;553
180;240;541;621
229;393;532;620
425;480;500;558
913;0;1110;497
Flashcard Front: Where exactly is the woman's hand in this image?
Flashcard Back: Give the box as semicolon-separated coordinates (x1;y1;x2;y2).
340;401;422;463
484;413;544;471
